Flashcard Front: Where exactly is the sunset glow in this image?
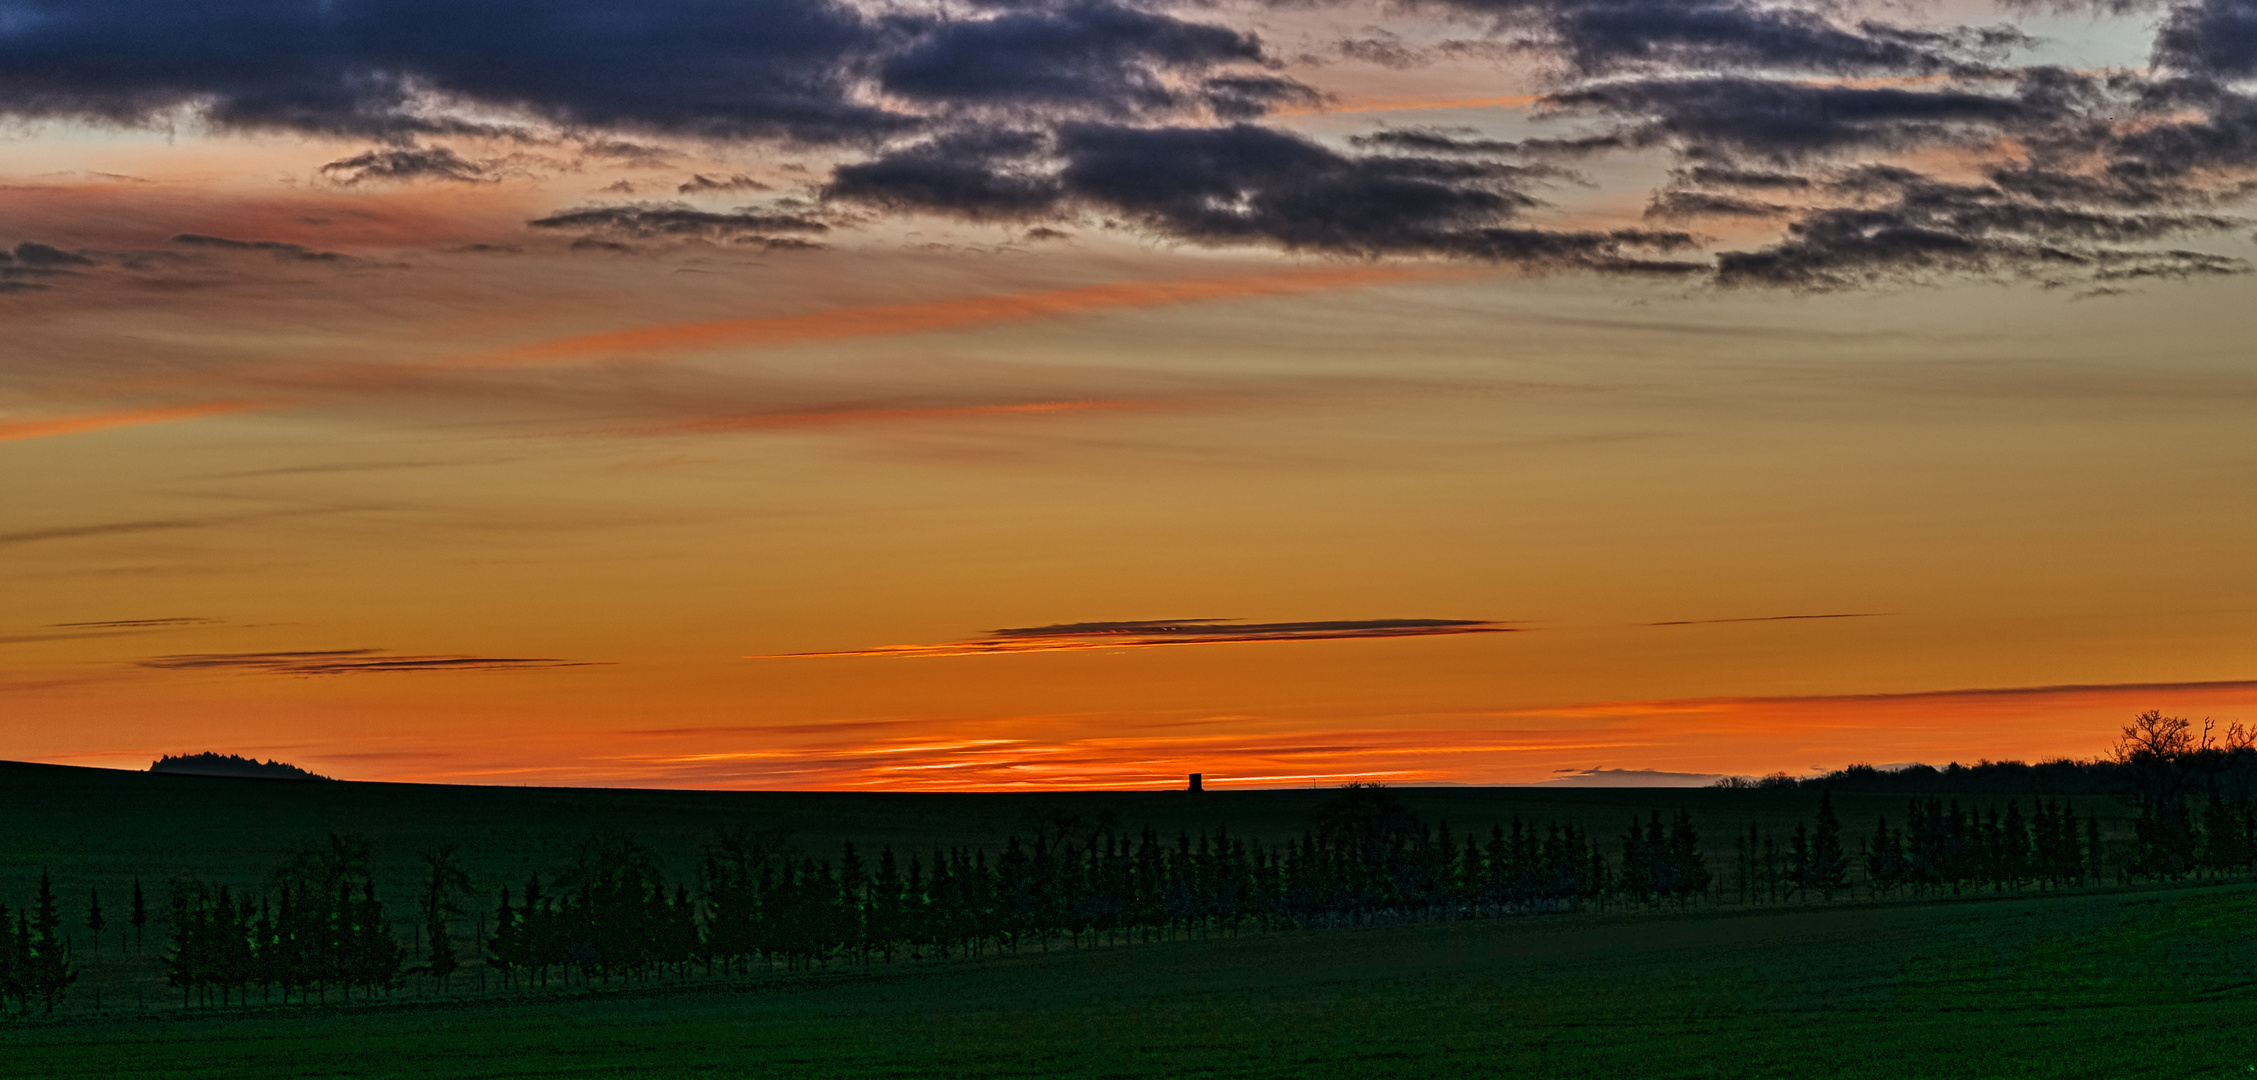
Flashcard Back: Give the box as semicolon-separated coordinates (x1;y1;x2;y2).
5;0;2255;790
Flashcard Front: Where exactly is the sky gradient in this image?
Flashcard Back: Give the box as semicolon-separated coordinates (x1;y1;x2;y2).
4;0;2255;788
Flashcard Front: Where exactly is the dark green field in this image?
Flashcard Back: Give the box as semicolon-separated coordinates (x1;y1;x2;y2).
2;760;2247;1077
6;882;2253;1077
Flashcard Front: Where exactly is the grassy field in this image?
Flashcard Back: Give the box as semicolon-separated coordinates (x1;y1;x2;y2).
4;759;2241;1077
4;880;2252;1078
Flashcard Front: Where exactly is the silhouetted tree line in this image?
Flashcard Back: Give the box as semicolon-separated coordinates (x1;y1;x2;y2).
36;713;2257;1013
1735;713;2257;801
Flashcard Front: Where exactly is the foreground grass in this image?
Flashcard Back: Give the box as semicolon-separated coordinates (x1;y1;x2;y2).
8;882;2253;1078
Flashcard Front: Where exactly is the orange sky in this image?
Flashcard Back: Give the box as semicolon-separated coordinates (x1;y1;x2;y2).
4;9;2254;789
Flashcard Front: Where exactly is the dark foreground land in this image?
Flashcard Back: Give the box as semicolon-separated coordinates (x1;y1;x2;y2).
1;760;2250;1077
5;882;2253;1078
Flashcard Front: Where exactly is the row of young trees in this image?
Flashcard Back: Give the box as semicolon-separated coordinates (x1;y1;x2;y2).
161;834;408;1007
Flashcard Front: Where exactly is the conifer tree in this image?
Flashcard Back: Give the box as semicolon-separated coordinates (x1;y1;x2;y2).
419;845;471;992
86;888;105;954
28;870;80;1012
2086;814;2105;883
1806;790;1850;900
130;878;148;953
0;899;16;1014
1667;811;1709;905
1786;823;1812;901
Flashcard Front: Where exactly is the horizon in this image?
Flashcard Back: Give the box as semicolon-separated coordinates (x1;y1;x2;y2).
6;0;2256;789
14;750;2164;793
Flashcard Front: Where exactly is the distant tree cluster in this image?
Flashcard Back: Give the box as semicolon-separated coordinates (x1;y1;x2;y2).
1747;713;2257;800
2111;712;2257;881
149;753;332;782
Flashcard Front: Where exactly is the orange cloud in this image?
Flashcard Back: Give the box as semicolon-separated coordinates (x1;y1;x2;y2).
458;266;1468;368
0;400;273;442
599;399;1152;436
307;676;2257;789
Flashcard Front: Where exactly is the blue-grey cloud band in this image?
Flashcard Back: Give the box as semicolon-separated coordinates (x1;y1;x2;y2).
138;649;605;675
0;0;2251;289
757;617;1515;657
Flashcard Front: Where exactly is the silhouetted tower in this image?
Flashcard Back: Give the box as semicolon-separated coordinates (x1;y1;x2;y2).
1187;773;1203;792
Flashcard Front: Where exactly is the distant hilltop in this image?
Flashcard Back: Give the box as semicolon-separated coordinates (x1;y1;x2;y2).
149;752;333;781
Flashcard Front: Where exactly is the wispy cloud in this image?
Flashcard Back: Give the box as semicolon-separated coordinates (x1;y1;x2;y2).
1645;612;1891;626
459;267;1469;367
2;616;224;643
758;617;1514;658
0;519;212;547
49;616;218;629
1535;767;1730;787
138;649;605;674
594;399;1158;437
0;400;273;442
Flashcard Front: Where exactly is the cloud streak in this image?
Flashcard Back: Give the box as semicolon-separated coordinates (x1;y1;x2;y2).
0;401;274;443
1645;612;1890;626
137;649;605;675
460;266;1470;366
758;617;1514;658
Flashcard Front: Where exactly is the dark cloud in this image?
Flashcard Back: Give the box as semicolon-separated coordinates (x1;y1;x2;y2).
879;1;1308;121
1673;164;1812;190
1541;77;2042;158
1350;127;1625;158
171;233;355;262
1337;35;1430;70
0;0;910;143
2153;0;2257;77
1412;0;2023;78
1;240;97;291
1714;170;2249;289
831;122;1700;269
2101;88;2257;184
318;146;494;185
827;130;1065;220
1054;123;1537;252
577;139;677;168
138;649;604;674
678;173;773;194
527;204;832;245
8;0;2251;296
759;616;1516;657
1644;190;1788;219
12;241;95;267
0;0;1314;144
